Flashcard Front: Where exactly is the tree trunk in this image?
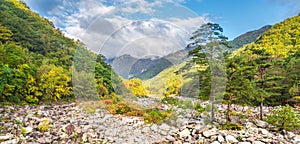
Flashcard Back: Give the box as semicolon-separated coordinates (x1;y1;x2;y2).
211;100;215;122
211;90;215;122
260;100;263;120
226;96;232;122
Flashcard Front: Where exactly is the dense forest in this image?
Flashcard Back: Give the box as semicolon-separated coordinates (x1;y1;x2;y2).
0;0;116;105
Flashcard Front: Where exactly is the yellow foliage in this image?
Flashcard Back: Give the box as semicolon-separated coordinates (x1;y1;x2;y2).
126;78;148;97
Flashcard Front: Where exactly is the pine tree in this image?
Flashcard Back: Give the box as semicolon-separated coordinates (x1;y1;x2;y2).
252;50;284;120
187;23;230;122
225;56;255;122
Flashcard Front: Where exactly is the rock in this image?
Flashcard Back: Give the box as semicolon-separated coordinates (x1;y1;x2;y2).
151;124;158;132
286;131;295;139
261;138;272;143
254;120;268;128
37;136;52;143
211;141;220;144
166;135;175;142
179;128;190;138
225;135;238;143
203;128;218;138
174;140;182;144
0;134;12;142
245;122;256;129
196;126;209;134
252;141;265;144
142;126;151;133
159;123;170;131
294;135;300;142
238;142;251;144
217;135;225;143
0;138;19;144
160;130;168;136
64;124;75;135
260;129;269;135
23;126;33;134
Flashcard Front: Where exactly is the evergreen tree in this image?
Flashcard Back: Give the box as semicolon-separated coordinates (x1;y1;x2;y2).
225;56;255;122
187;23;230;122
252;50;284;120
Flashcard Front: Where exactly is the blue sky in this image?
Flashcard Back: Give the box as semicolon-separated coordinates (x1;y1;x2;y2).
180;0;300;39
23;0;300;58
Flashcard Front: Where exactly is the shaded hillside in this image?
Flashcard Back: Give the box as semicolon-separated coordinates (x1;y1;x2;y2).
229;25;271;49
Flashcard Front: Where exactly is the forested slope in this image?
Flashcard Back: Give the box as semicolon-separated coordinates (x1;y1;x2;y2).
0;0;116;105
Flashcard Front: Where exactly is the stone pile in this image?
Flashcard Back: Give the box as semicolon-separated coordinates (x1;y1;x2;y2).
0;99;299;144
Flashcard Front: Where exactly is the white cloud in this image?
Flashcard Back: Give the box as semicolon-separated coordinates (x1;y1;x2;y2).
36;0;209;59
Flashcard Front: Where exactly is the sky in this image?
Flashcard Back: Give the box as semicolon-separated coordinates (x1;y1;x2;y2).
23;0;300;59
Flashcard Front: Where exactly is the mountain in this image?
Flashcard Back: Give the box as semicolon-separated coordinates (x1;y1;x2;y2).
229;25;272;49
0;0;116;104
110;24;272;80
111;54;138;79
110;48;191;80
242;14;300;57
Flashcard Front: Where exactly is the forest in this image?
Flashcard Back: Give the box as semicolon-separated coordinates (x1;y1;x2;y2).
0;0;116;105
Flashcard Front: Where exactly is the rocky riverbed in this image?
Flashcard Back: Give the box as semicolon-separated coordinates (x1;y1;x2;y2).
0;99;299;144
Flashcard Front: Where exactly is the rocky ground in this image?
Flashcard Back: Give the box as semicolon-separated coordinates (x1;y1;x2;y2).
0;97;299;144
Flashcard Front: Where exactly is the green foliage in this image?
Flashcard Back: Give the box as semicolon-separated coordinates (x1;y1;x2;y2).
0;0;116;104
219;122;244;130
161;97;179;105
266;105;300;131
20;127;27;135
194;102;205;113
144;108;177;123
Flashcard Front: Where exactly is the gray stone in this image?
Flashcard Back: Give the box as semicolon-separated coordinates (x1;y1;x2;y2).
0;139;19;144
203;128;218;138
166;135;175;142
260;129;269;135
226;135;238;143
218;135;225;143
151;124;158;132
252;141;265;144
261;138;272;143
0;134;12;141
159;123;170;131
160;130;168;136
211;141;220;144
174;140;182;144
142;126;151;133
294;135;300;142
179;128;190;138
254;120;268;128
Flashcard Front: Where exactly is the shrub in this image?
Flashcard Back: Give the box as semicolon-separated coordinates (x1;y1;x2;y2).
37;119;51;132
266;105;300;131
178;100;193;109
144;108;177;123
195;102;205;113
219;122;244;130
161;97;178;106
